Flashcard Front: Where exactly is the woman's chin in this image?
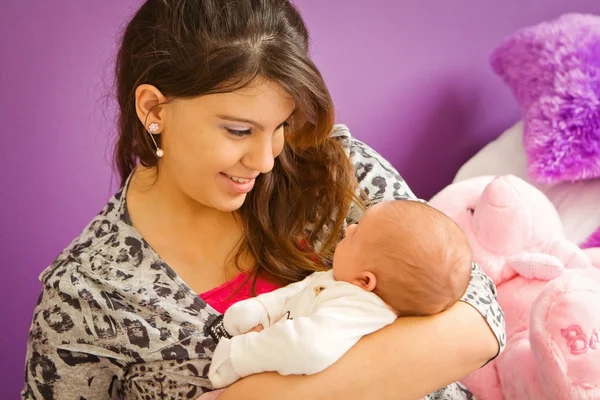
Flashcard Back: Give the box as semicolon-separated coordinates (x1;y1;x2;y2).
213;194;247;213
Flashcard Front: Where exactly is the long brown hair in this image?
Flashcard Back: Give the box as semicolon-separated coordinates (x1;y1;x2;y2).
114;0;361;285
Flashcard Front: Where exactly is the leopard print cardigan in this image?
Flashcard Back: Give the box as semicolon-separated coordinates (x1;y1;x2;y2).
22;125;505;399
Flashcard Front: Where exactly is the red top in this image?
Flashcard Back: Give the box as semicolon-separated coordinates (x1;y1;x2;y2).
199;273;281;314
201;239;319;313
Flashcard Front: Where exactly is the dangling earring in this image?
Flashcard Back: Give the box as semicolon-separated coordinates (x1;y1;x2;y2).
147;122;164;158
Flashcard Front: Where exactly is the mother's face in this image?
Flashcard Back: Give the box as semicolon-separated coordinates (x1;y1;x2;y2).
140;79;296;213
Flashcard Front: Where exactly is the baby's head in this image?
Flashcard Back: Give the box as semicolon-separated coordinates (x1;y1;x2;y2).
332;200;472;317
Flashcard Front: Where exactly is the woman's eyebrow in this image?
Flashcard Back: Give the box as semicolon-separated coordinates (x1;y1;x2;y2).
216;109;296;130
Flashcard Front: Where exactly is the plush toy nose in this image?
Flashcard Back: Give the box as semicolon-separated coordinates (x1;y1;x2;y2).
473;176;529;254
481;176;518;208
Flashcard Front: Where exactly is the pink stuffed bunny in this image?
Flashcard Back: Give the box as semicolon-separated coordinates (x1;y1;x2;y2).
430;175;600;400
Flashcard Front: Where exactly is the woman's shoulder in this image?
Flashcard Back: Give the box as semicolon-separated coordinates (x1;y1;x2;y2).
39;189;169;306
31;188;219;361
39;185;217;314
330;124;417;224
25;187;219;398
40;189;129;285
40;188;197;307
331;124;403;171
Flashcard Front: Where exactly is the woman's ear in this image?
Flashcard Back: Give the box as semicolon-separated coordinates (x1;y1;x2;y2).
354;271;377;292
135;84;168;131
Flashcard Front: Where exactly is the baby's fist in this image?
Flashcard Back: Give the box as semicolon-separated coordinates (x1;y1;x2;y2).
224;299;269;336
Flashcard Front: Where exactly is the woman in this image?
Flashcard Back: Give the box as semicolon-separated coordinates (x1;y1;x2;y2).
22;0;505;399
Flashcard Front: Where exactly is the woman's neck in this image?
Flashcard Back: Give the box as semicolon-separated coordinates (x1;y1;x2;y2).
126;166;248;292
129;165;231;229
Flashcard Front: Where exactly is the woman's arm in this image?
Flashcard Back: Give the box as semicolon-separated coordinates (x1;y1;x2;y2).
210;127;505;399
22;284;125;399
216;301;497;400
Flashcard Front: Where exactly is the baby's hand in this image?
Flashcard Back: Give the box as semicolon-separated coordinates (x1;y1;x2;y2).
224;299;269;336
208;338;241;389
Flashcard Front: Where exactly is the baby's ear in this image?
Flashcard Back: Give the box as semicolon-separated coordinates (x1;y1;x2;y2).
354;271;377;292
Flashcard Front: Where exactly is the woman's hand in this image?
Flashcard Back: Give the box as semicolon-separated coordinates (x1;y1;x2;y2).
247;324;264;333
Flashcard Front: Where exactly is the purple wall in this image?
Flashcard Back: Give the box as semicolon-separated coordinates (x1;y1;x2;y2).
3;0;600;397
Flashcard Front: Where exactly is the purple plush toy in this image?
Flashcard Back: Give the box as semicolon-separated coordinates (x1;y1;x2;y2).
491;13;600;184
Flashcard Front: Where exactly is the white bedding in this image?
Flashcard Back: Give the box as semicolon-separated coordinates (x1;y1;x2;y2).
453;121;600;245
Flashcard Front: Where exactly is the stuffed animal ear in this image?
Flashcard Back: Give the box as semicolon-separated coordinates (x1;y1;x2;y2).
540;239;593;270
506;253;565;280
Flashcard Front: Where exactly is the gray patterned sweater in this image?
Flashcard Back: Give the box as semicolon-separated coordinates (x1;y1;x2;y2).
22;125;505;399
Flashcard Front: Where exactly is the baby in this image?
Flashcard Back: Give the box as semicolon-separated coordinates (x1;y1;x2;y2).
208;199;473;388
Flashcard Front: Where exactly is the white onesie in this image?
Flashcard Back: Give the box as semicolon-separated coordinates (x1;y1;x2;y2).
208;270;397;388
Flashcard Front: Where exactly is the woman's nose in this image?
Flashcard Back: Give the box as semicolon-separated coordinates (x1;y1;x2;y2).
242;136;275;174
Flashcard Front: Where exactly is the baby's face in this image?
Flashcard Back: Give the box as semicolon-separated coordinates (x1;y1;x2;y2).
332;223;362;283
332;206;382;283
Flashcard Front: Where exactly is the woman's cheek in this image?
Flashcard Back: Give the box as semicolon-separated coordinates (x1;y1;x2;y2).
272;131;285;157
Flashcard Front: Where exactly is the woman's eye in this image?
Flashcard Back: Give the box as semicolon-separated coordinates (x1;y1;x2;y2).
274;122;290;135
226;122;288;137
226;128;251;137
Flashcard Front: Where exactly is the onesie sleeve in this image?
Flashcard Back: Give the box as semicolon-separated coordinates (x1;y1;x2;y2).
228;287;397;377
